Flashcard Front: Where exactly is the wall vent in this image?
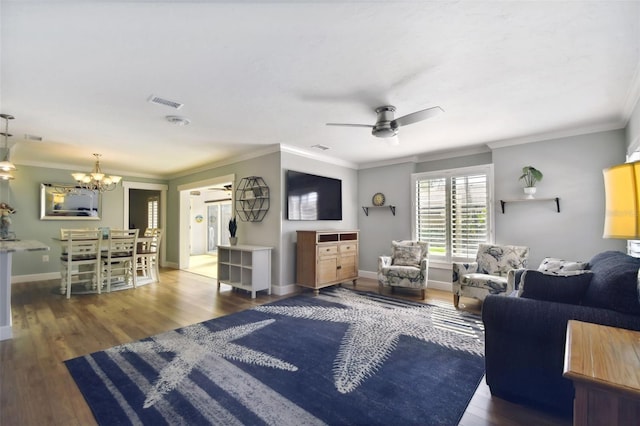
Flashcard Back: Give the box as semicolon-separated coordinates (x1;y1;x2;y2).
148;95;184;110
311;144;330;151
24;134;43;141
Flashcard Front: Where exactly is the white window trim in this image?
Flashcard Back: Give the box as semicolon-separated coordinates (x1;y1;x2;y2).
411;164;495;264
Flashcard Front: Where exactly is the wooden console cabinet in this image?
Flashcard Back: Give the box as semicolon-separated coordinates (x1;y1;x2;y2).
296;230;359;294
563;320;640;426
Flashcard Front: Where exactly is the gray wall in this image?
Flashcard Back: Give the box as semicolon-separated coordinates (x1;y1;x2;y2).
628;96;640;154
357;130;628;284
358;162;415;271
3;165;165;277
5;122;635;290
493;129;627;267
358;152;493;278
166;151;283;287
280;152;359;288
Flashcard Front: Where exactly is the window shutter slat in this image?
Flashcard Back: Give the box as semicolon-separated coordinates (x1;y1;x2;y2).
415;169;490;262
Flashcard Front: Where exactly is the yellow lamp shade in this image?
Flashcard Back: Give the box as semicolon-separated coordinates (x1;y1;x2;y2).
603;161;640;239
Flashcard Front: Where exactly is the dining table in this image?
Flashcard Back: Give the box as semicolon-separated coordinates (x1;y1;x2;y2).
1;239;50;341
52;235;155;295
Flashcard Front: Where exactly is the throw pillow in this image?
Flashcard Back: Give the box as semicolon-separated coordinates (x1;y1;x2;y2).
537;257;588;275
392;244;422;267
519;270;593;304
583;251;640;315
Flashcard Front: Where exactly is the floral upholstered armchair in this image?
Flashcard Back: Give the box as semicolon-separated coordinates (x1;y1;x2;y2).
452;244;529;308
378;240;429;299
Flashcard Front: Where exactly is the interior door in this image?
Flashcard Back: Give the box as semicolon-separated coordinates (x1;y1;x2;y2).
206;201;232;253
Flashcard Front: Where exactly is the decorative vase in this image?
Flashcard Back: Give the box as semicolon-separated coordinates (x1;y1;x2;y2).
523;187;537;199
229;237;238;246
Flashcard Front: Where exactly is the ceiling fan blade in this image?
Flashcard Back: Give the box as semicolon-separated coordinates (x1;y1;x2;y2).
393;106;444;127
326;123;374;128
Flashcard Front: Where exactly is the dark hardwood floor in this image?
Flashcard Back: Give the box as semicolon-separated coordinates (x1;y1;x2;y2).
0;270;571;426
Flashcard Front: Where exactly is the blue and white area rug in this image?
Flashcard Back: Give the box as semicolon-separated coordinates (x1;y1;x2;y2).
65;288;485;425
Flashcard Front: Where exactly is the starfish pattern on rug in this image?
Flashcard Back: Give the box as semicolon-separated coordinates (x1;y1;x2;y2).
110;319;298;408
254;289;483;393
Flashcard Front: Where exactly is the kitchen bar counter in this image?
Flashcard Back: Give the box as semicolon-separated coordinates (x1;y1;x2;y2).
0;240;50;341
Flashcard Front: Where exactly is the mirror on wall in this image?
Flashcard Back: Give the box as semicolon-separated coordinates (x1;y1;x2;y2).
40;183;101;220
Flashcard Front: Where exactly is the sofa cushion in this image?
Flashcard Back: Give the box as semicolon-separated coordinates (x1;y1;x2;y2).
583;251;640;315
537;257;588;275
392;244;422;267
519;270;592;304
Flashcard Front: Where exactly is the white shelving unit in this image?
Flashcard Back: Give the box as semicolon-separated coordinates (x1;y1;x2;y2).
217;244;272;298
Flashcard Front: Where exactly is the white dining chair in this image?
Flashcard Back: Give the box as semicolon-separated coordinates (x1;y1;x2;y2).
137;228;162;283
102;229;139;292
60;229;102;299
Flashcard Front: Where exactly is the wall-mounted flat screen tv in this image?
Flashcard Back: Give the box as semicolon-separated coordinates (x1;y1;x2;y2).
286;170;342;220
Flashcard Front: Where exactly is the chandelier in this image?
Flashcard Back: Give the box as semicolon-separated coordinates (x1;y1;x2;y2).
0;113;16;181
71;153;122;192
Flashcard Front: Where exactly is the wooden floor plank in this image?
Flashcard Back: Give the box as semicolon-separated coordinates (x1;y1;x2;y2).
1;269;571;426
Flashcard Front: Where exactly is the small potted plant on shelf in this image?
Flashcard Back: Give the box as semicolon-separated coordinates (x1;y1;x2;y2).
228;217;238;246
519;166;543;199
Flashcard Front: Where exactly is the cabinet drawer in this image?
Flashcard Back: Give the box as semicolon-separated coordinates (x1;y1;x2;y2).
339;243;357;254
317;245;338;257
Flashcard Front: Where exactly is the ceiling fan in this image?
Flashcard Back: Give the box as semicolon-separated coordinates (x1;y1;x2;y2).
326;105;443;145
208;184;232;194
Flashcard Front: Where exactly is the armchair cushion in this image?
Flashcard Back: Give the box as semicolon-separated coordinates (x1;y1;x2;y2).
378;241;429;294
519;270;593;304
460;273;508;294
453;244;529;303
476;244;529;277
392;244;422;266
537;257;588;275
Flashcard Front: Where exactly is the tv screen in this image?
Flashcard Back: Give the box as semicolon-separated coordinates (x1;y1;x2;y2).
286;170;342;220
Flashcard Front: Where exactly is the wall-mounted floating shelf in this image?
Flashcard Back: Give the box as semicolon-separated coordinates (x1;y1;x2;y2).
234;176;270;222
499;197;560;213
362;205;396;216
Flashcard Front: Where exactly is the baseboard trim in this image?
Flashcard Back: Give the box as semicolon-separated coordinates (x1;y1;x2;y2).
11;272;59;284
359;270;452;293
272;284;298;296
0;325;13;341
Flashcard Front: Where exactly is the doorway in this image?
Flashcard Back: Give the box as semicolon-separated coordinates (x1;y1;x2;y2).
123;181;168;269
177;174;235;278
187;198;232;278
129;189;161;231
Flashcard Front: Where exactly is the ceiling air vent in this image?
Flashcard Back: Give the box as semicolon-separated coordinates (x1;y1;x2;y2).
147;95;184;110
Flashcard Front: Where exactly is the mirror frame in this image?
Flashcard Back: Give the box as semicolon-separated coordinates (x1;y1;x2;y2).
40;183;102;220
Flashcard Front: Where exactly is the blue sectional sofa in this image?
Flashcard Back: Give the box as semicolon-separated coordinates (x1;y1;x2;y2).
482;250;640;416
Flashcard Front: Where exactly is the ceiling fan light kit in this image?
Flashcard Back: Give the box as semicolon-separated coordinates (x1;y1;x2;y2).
326;105;443;143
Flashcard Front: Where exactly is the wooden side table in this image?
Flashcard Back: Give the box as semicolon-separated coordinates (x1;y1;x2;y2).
563;320;640;426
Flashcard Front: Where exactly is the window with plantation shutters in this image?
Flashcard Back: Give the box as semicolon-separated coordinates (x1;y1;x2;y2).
148;197;159;229
412;165;493;263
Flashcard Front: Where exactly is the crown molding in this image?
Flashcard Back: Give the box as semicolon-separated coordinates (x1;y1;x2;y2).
14;159;165;180
167;144;282;180
279;144;359;169
485;121;625;150
623;59;640;122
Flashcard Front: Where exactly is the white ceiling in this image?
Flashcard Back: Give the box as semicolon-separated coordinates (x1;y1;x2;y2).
2;1;639;179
